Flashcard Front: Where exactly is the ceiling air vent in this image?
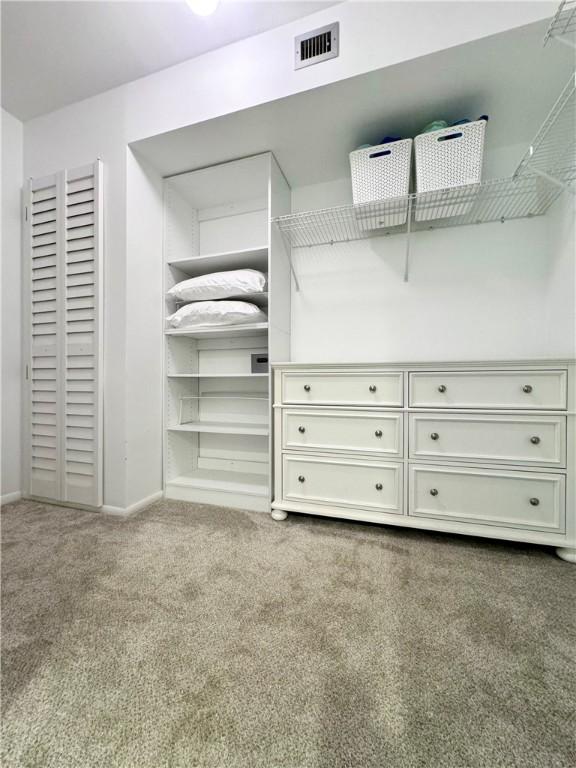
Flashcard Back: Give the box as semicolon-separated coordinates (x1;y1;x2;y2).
295;22;339;70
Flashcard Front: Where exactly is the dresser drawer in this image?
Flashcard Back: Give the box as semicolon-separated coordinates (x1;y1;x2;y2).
283;455;403;514
409;370;567;409
282;371;403;407
409;465;565;532
283;410;403;457
409;414;566;467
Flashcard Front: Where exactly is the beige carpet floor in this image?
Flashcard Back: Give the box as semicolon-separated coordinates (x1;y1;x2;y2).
1;498;575;768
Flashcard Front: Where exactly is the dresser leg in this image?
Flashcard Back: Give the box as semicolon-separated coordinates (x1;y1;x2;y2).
271;509;288;521
556;547;576;564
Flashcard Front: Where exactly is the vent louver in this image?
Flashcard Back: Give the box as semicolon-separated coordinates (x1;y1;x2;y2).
295;22;339;70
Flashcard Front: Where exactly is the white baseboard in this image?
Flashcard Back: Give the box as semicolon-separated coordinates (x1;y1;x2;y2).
102;490;164;518
1;491;22;506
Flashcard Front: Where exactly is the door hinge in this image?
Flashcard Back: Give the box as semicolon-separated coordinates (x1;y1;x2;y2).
25;364;29;380
24;205;28;222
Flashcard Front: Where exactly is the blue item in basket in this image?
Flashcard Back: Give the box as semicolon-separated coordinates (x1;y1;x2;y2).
451;115;489;126
378;135;403;144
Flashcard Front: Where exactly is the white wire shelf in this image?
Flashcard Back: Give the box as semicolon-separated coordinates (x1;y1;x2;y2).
273;71;575;251
544;1;576;47
515;72;576;185
274;174;564;248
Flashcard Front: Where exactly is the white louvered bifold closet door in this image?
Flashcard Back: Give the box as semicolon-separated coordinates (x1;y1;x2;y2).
25;161;103;507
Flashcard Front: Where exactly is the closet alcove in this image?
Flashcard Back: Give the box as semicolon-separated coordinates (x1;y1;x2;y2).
127;17;574;514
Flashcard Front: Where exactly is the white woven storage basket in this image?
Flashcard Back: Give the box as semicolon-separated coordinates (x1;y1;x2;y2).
414;119;486;221
350;139;412;228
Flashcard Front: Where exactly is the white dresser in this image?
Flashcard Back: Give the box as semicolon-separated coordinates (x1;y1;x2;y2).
272;361;576;562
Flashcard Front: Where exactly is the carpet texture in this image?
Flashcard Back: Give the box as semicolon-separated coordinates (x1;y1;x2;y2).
1;498;575;768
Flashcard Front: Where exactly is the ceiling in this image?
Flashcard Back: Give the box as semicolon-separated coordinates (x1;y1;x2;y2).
1;0;339;121
133;19;575;192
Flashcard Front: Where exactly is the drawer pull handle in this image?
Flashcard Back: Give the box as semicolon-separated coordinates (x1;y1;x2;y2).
303;384;311;392
522;384;533;394
375;430;383;438
369;385;377;393
529;497;540;506
430;432;440;441
298;426;306;434
430;488;439;497
298;475;305;483
530;435;541;445
437;385;447;393
375;483;383;491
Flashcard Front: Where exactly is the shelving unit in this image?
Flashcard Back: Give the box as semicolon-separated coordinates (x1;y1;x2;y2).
163;154;291;512
273;71;575;281
544;0;576;48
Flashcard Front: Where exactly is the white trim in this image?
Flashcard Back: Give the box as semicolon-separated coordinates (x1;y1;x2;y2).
1;491;22;505
102;490;164;517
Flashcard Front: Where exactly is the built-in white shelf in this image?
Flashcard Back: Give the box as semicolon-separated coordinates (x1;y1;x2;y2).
165;323;268;338
175;292;268;310
167;246;269;276
168;421;269;436
168;469;269;497
163;154;289;513
167;373;268;378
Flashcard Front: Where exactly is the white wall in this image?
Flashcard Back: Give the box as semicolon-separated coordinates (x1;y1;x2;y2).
125;150;164;508
21;1;555;508
1;109;24;501
290;175;576;363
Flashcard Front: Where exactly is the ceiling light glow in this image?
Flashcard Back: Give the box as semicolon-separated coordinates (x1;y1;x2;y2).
185;0;220;16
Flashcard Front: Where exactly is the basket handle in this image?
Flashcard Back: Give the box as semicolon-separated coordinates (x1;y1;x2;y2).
368;149;392;159
437;131;463;142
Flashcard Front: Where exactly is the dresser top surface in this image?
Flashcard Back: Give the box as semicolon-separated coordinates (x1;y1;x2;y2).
273;359;576;370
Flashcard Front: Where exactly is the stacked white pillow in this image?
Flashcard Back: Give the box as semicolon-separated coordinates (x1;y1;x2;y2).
167;269;266;303
166;269;267;329
167;301;266;329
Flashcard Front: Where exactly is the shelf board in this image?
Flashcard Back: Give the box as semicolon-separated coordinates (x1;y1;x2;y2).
167;246;268;275
167;469;269;497
175;291;268;310
165;323;268;338
168;421;269;436
167;373;269;378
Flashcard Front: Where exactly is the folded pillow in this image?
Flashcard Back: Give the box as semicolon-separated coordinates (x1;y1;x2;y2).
167;269;266;303
167;300;267;329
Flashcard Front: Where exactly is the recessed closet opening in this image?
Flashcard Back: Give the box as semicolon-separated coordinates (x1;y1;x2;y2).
158;153;290;510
